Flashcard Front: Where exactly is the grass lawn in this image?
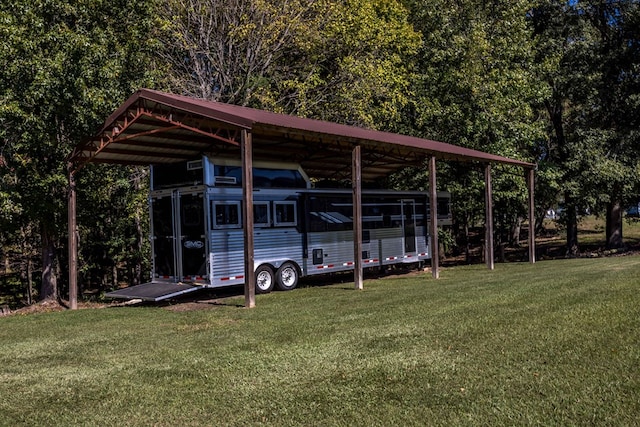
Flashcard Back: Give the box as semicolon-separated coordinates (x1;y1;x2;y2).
1;256;640;426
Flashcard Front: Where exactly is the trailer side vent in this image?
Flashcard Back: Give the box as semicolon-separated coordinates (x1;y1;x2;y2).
187;160;203;170
214;176;237;185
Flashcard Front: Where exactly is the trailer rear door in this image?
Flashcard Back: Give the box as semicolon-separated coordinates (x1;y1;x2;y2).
151;189;208;282
178;192;207;281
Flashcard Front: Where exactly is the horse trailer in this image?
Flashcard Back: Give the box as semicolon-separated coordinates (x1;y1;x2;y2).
107;156;451;300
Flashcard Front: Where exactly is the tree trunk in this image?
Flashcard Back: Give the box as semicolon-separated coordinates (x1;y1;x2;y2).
565;193;579;257
606;195;623;249
511;216;522;247
535;210;547;236
464;215;471;264
27;259;33;305
112;263;118;289
40;226;58;301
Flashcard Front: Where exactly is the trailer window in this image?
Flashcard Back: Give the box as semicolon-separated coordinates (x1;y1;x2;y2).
437;197;450;217
151;161;204;190
363;202;402;229
253;202;270;227
308;197;353;232
212;201;241;229
274;201;297;226
182;199;203;227
214;165;307;188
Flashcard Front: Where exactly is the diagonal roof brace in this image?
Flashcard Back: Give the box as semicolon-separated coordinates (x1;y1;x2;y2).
69;103;242;173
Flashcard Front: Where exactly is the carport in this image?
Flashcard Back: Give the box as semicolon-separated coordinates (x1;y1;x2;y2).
67;89;536;309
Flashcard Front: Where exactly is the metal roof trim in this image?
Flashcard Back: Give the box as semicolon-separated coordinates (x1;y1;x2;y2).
135;89;535;169
74;89;536;172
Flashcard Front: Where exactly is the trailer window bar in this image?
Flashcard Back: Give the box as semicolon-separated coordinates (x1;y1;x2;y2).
273;201;297;227
212;201;241;229
253;201;271;227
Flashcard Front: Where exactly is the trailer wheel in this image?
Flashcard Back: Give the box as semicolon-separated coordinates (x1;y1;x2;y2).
255;265;275;294
276;262;299;291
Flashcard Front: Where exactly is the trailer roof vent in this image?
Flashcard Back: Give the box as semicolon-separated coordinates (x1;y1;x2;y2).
214;176;237;185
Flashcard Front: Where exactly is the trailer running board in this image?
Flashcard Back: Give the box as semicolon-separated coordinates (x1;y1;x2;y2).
105;282;205;302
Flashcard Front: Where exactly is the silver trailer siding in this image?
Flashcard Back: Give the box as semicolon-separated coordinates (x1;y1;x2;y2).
209;227;304;286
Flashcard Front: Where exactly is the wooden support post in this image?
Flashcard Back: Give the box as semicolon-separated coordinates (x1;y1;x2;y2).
484;164;494;270
241;130;256;308
527;168;536;264
67;164;78;310
428;156;439;279
352;145;363;290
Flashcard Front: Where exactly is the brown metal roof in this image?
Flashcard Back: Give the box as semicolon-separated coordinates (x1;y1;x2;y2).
69;89;535;180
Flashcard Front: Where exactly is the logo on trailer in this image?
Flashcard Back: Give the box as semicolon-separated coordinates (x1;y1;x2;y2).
184;240;204;249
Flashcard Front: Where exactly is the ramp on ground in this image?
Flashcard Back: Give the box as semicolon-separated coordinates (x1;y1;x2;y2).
106;282;204;302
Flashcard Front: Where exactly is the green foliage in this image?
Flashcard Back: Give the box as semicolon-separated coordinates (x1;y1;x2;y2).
77;166;151;292
257;0;421;130
406;0;546;150
437;227;456;254
397;0;546;244
0;0;158;299
532;0;640;249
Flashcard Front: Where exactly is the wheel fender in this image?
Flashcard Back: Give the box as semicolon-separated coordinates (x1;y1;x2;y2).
255;259;299;272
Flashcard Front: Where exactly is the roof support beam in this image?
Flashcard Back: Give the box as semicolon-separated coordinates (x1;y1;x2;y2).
97;148;196;160
528;168;536;263
107;124;182;144
241;130;256;308
485;164;495;270
429;156;440;279
352;145;363;290
138;111;240;146
104;138;211;152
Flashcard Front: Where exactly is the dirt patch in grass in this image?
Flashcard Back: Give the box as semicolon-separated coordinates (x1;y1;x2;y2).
2;299;115;317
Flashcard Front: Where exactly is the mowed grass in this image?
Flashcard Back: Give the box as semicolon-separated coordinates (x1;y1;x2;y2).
1;257;640;426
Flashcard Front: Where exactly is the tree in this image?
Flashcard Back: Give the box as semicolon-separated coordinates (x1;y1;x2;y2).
77;165;150;294
269;0;421;130
402;0;546;252
576;0;640;249
532;0;640;253
156;0;315;105
0;0;157;302
157;0;421;130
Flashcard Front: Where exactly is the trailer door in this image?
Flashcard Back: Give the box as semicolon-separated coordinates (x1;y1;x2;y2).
151;194;177;280
178;191;207;281
402;200;417;254
151;190;207;282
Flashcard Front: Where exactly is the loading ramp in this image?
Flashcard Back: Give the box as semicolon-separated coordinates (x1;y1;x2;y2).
105;282;205;302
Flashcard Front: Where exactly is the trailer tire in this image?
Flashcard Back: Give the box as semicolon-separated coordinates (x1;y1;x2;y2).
255;264;275;294
276;262;299;291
